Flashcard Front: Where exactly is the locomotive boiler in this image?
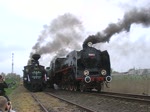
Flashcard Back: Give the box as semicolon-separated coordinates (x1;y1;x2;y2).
23;54;49;92
48;42;112;92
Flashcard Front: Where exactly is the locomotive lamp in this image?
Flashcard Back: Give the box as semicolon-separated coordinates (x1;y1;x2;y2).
88;42;92;47
84;70;89;76
106;76;112;82
24;77;27;81
25;68;29;73
85;76;91;83
101;69;107;75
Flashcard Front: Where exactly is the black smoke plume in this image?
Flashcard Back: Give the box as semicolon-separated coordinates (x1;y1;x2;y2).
83;7;150;47
28;13;84;64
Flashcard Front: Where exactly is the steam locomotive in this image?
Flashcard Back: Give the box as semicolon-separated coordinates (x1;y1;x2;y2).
47;42;112;92
23;54;49;92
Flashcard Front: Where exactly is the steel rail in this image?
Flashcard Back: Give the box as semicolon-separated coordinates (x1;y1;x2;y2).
31;93;49;112
90;91;150;103
45;92;96;112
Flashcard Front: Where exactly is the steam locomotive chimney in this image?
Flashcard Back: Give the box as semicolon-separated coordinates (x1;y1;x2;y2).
32;54;41;61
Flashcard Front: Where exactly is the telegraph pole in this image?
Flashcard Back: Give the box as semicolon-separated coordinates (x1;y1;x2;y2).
12;53;14;74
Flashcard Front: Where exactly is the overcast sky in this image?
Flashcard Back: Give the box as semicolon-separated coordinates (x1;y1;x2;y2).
0;0;150;76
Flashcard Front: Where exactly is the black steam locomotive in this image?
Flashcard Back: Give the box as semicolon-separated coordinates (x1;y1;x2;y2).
47;42;112;92
23;54;49;92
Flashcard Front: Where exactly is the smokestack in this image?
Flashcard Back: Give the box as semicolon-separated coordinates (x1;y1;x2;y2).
83;7;150;47
32;54;41;61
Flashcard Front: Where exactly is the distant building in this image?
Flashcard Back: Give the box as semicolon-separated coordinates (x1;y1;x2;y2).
127;68;150;75
112;68;150;76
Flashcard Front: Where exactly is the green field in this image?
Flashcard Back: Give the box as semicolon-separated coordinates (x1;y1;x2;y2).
5;76;21;95
103;74;150;95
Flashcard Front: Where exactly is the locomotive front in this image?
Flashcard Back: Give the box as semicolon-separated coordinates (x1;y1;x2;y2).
23;54;48;92
78;42;112;91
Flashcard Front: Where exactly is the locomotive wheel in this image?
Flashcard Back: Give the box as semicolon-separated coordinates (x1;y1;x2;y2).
64;85;66;90
65;85;69;90
80;83;85;92
73;86;77;91
97;83;102;92
31;84;37;92
39;84;43;91
69;85;74;91
61;85;65;90
97;87;101;92
80;86;84;92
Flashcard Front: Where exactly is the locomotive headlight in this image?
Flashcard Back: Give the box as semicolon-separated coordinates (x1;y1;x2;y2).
24;77;27;80
88;42;92;47
101;69;107;75
106;76;112;82
25;69;28;73
84;70;89;76
85;76;91;83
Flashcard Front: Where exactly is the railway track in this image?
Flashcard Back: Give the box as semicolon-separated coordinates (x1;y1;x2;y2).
61;89;150;104
31;93;49;112
89;91;150;103
31;92;95;112
29;89;150;112
48;89;150;103
45;92;95;112
11;85;150;112
44;89;150;112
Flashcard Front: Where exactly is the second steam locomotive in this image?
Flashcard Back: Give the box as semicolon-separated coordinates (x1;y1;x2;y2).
23;54;49;92
47;42;112;92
